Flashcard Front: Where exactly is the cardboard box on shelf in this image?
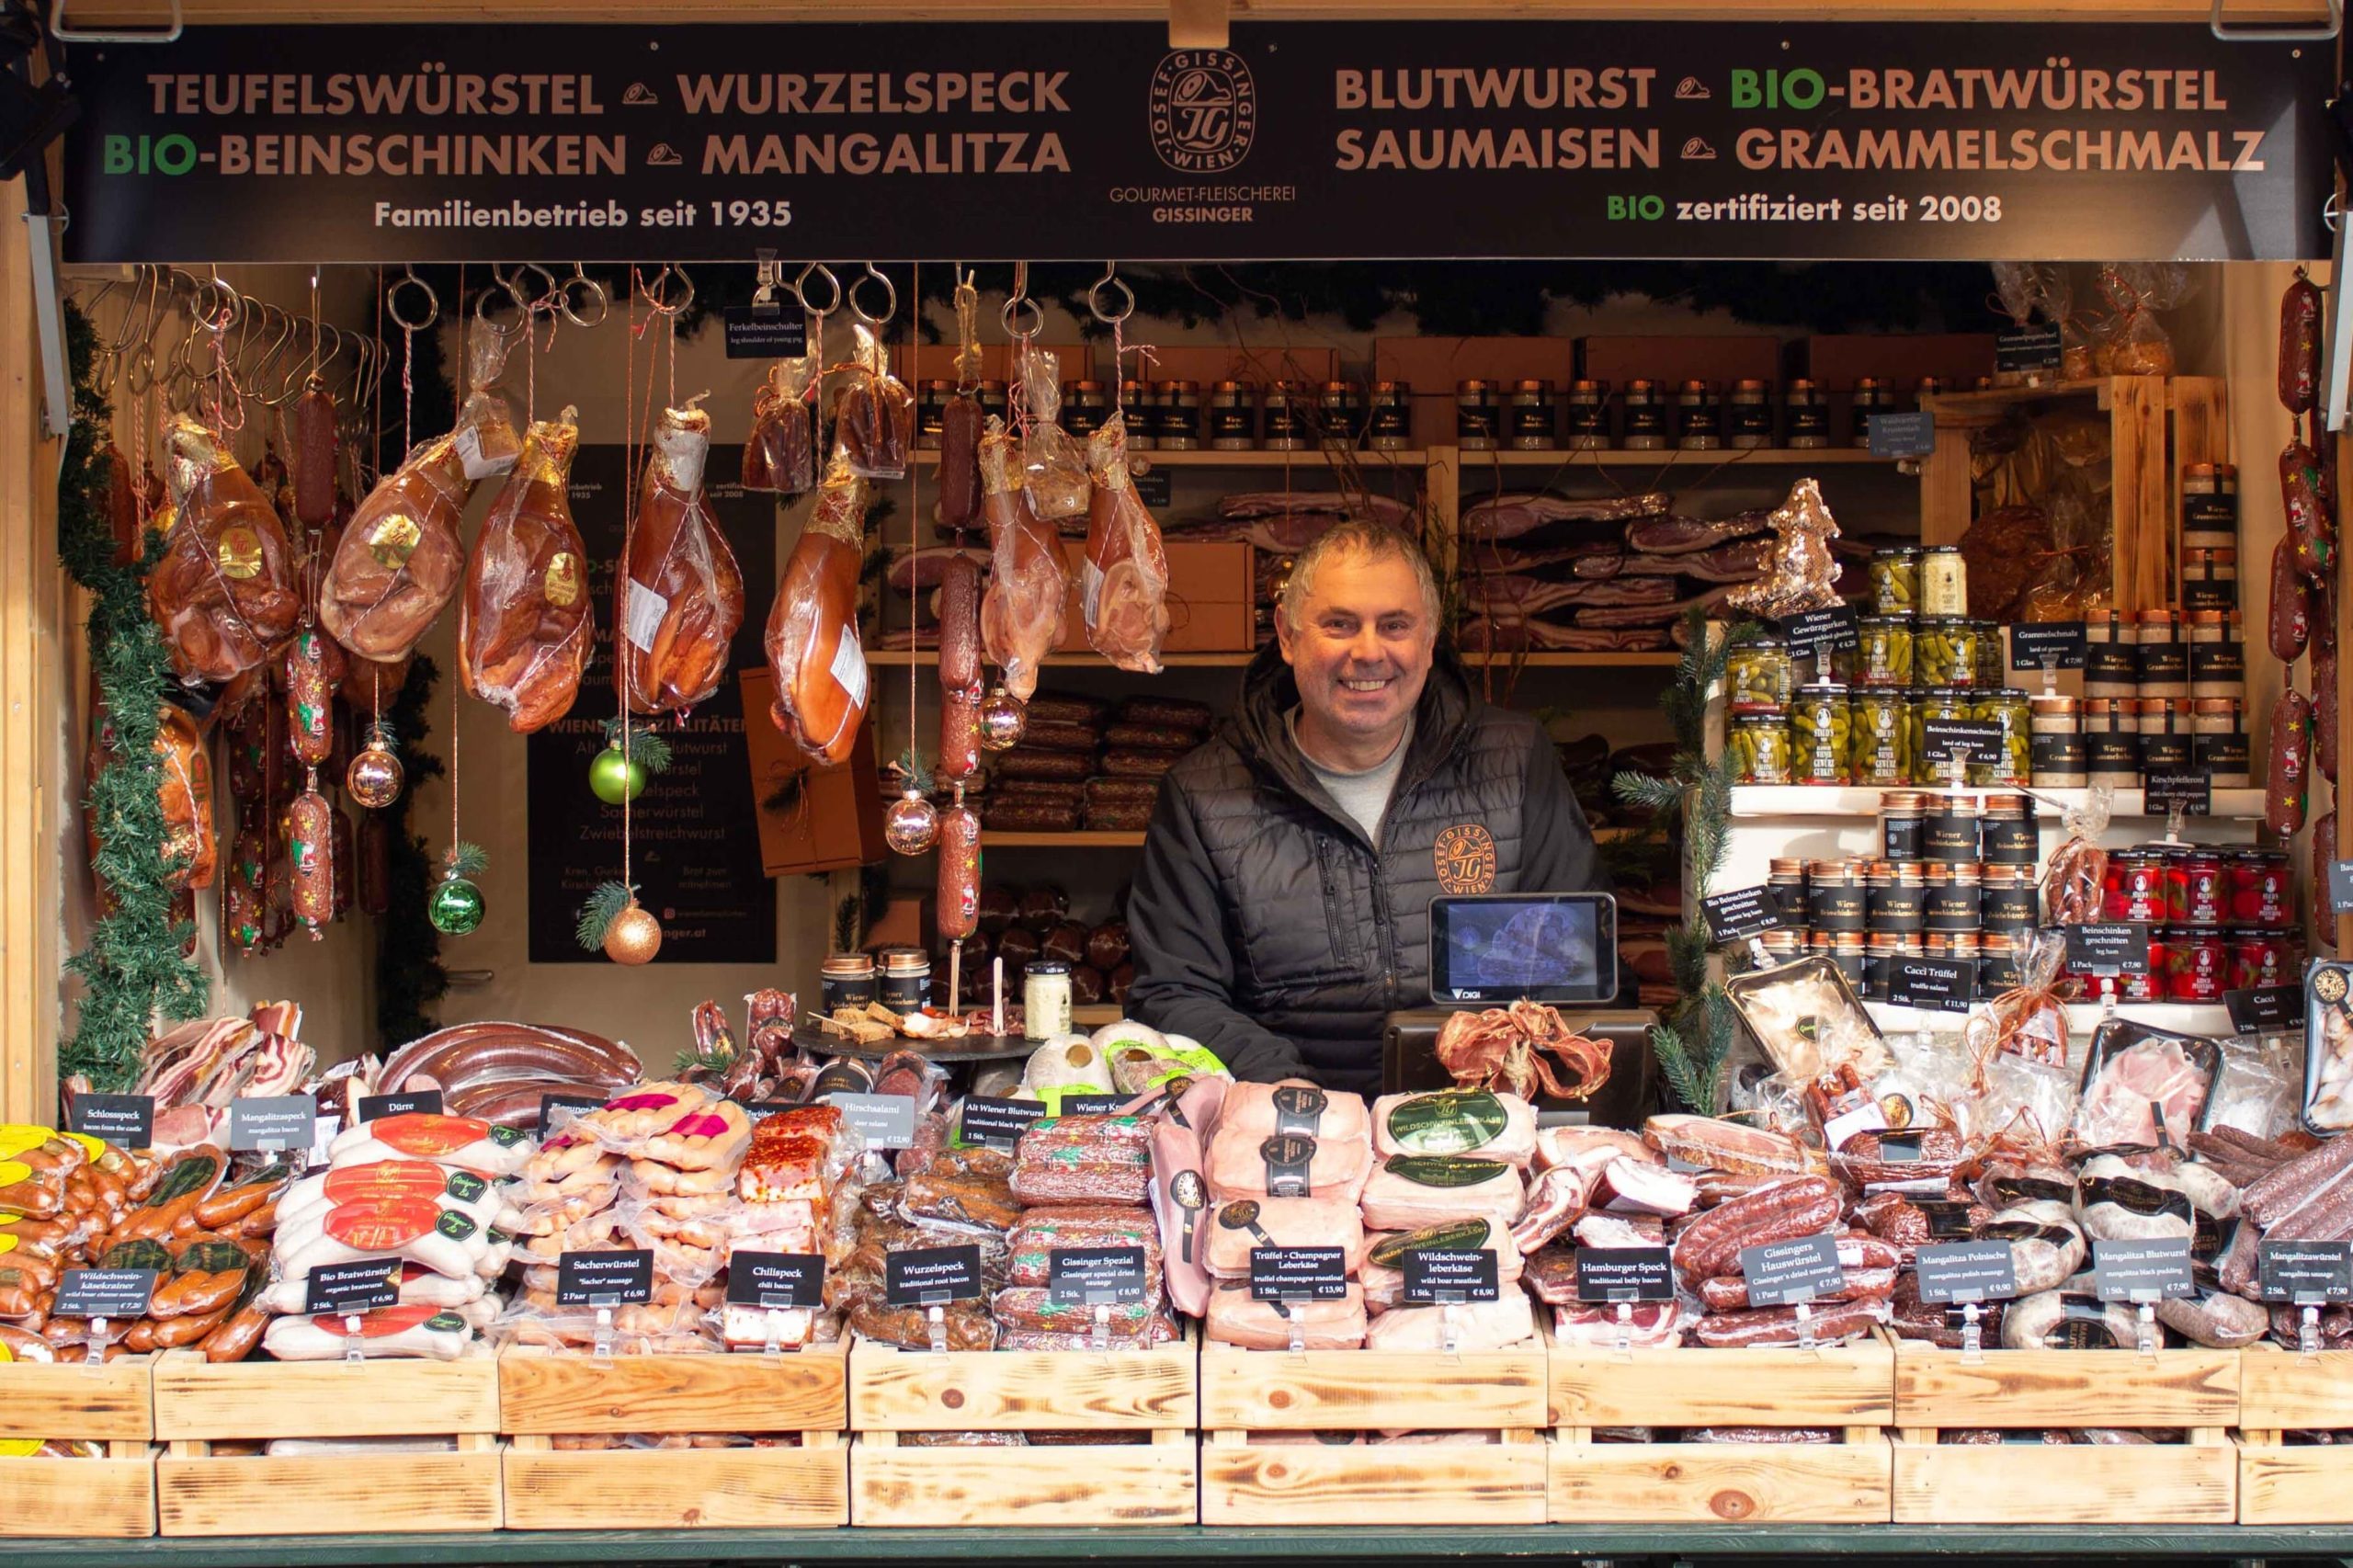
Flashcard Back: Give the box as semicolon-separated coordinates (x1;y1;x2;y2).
1373;336;1578;449
1056;540;1255;653
740;667;887;874
1786;334;1998;391
1577;335;1784;393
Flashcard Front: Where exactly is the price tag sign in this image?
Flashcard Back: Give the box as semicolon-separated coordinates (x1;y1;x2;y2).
229;1094;317;1153
67;1093;153;1148
1056;1093;1131;1117
885;1244;983;1306
1915;1242;2020;1305
1130;469;1173;509
1047;1246;1150;1306
727;1252;827;1310
824;1092;917;1151
1700;886;1784;945
1778;606;1860;662
1571;1247;1675;1303
356;1090;442;1123
2331;859;2353;916
1888;956;1975;1014
2226;985;2307;1035
1248;1245;1349;1303
2066;923;2153;977
961;1095;1049;1152
540;1092;604;1130
555;1248;654;1307
2091;1237;2197;1302
2260;1241;2353;1304
2009;621;2087;671
2143;769;2212;818
1401;1248;1501;1306
51;1268;156;1321
1737;1233;1845;1307
1995;324;2063;376
722;306;806;359
1920;719;2005;768
301;1257;402;1315
1867;410;1937;460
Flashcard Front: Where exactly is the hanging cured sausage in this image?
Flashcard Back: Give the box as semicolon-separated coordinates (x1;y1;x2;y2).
293;377;339;531
742;355;818;496
288;787;333;940
764;457;871;767
283;628;335;767
460;408;593;733
1083;410;1171;673
835;322;915;482
318;431;472;663
977;415;1069;701
619;401;745;717
147;415;301;685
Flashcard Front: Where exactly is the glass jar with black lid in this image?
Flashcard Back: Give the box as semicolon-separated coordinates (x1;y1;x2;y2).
1620;379;1669;449
1565;381;1609;449
1454;380;1498;450
1265;381;1311;450
1367;381;1413;450
1208;381;1258;449
1676;380;1722;450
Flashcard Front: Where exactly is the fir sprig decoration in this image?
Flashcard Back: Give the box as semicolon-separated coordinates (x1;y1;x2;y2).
598;716;673;775
443;840;489;879
575;880;635;952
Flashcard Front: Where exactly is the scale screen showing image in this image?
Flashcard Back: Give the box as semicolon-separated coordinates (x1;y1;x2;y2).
1428;893;1617;1006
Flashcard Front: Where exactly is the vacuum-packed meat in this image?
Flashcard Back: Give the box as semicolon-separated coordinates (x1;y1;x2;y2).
764;458;871;766
1081;410;1169;673
977;416;1068;700
149;415;301;683
459;409;591;733
319;428;472;663
620;401;744;717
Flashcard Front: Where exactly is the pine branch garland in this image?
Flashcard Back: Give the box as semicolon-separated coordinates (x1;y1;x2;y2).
375;656;449;1048
575;880;634;951
599;717;673;775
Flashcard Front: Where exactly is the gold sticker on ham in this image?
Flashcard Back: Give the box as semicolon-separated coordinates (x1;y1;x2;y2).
368;515;422;569
543;551;581;608
216;526;263;580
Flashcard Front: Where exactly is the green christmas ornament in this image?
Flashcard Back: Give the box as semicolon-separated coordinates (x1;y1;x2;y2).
428;841;489;937
588;743;647;806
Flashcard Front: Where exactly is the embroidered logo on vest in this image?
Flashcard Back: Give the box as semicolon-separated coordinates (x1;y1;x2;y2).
1433;823;1496;894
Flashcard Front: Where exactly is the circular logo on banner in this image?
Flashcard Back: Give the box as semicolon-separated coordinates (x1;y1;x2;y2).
2318;967;2349;1005
1434;824;1497;894
1149;49;1256;173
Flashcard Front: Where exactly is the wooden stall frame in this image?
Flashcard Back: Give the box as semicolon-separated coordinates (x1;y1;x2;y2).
2236;1341;2353;1524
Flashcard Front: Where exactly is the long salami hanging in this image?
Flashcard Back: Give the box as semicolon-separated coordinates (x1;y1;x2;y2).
2270;266;2339;946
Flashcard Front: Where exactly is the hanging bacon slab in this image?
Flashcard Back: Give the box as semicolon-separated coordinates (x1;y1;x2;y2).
764;457;871;767
1083;410;1170;673
618;401;745;717
317;430;472;663
977;416;1068;701
460;408;593;733
147;415;301;685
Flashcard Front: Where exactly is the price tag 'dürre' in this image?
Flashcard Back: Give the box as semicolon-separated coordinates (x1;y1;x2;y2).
822;1091;917;1151
1919;719;2005;767
2226;985;2307;1035
2065;923;2153;977
356;1089;442;1123
2143;769;2211;818
2091;1237;2197;1302
1249;1245;1350;1303
51;1267;157;1321
1887;957;1975;1015
1571;1246;1676;1303
67;1093;153;1148
301;1257;402;1316
885;1244;983;1307
555;1248;654;1308
1047;1246;1150;1306
1778;606;1859;661
727;1251;827;1311
1401;1248;1501;1306
1737;1233;1846;1308
2259;1241;2353;1304
1915;1241;2020;1305
2008;620;2087;671
228;1093;317;1153
961;1095;1049;1151
1700;886;1784;945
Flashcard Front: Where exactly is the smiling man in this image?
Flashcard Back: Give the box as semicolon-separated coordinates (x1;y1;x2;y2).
1127;520;1608;1093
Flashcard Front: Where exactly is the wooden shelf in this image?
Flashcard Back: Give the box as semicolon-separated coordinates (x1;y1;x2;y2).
1728;785;2268;822
874;649;1680;670
916;447;1427;469
1462;651;1682;667
1457;447;1899;468
870;649;1258;667
982;830;1147;847
1923;379;2111;415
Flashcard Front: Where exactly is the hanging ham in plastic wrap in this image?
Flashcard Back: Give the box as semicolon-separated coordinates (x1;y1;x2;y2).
460;407;592;733
452;323;524;482
147;415;301;685
87;700;218;899
977;415;1068;701
618;400;744;717
764;456;871;767
318;431;472;662
1082;410;1170;672
1016;339;1088;524
742;353;818;496
836;322;914;482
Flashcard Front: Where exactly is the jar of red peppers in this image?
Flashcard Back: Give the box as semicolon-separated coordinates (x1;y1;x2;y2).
2102;848;2165;922
2226;848;2293;929
2163;846;2225;927
2228;927;2294;992
2159;928;2228;1002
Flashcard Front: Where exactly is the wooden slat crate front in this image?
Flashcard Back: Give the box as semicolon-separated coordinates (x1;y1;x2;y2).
854;1428;1198;1526
2238;1343;2353;1524
151;1344;500;1439
0;1355;157;1538
850;1334;1195;1431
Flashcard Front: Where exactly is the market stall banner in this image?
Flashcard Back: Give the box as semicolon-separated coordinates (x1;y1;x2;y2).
61;21;2329;263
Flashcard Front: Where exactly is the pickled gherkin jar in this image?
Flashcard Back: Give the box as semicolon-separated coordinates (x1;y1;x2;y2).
1870;547;1922;615
1972;619;2006;687
1790;683;1853;785
1970;687;2033;787
1915;617;1981;688
1729;713;1792;785
1855;615;1915;688
1850;688;1910;784
1724;633;1792;714
1908;687;1974;784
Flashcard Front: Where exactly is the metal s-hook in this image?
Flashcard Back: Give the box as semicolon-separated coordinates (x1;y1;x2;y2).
558;264;609;329
387;267;438;334
506;262;563;319
1001;260;1043;339
849;262;896;326
1088;263;1135;326
473;271;525;334
793;262;841;320
642;264;695;318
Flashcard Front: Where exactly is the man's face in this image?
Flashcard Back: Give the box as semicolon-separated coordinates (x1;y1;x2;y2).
1276;549;1437;745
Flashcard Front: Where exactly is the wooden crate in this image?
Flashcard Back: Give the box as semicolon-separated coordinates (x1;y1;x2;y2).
2238;1342;2353;1524
1199;1336;1547;1524
499;1342;848;1528
152;1344;500;1440
1890;1338;2237;1523
854;1428;1198;1526
1545;1332;1893;1523
850;1331;1195;1432
0;1354;157;1537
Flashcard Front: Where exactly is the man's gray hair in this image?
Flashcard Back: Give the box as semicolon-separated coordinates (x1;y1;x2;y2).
1279;520;1443;636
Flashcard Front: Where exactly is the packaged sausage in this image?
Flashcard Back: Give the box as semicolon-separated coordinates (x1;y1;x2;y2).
836;323;915;482
742;354;818;496
1010;1115;1154;1206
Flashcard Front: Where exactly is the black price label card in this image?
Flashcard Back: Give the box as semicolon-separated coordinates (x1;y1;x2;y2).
1572;1246;1676;1303
2226;985;2307;1034
228;1093;316;1153
1130;469;1173;509
2143;769;2211;817
2091;1237;2196;1302
1249;1245;1350;1302
301;1257;402;1315
1995;324;2064;375
1888;957;1975;1014
2260;1241;2353;1303
2066;923;2153;976
540;1092;605;1129
356;1090;442;1123
2009;621;2087;671
1868;410;1937;460
1915;1241;2020;1305
1047;1245;1150;1305
1701;885;1784;945
961;1095;1049;1151
51;1267;156;1321
1737;1233;1845;1307
67;1093;153;1147
823;1091;917;1151
727;1251;827;1310
722;306;806;359
1919;719;2005;767
1401;1248;1501;1306
555;1248;655;1307
1778;606;1860;659
1059;1093;1131;1117
886;1244;984;1306
2332;859;2353;916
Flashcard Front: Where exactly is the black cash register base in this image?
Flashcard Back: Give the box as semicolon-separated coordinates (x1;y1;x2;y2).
1381;1008;1659;1131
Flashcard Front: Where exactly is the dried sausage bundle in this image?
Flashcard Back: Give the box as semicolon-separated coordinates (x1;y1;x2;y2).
977;415;1070;700
835;322;915;482
763;456;871;766
318;428;472;662
742;354;818;496
148;415;301;684
1082;410;1171;673
1016;339;1088;522
620;401;745;718
460;409;593;733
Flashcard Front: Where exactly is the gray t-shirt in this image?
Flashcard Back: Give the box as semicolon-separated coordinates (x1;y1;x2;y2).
1288;708;1413;846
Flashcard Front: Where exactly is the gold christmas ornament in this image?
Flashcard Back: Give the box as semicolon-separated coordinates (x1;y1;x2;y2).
346;722;405;809
603;901;664;965
1727;478;1845;619
883;785;940;855
977;687;1028;752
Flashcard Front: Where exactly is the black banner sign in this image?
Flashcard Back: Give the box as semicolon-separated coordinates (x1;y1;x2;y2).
59;23;2329;264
